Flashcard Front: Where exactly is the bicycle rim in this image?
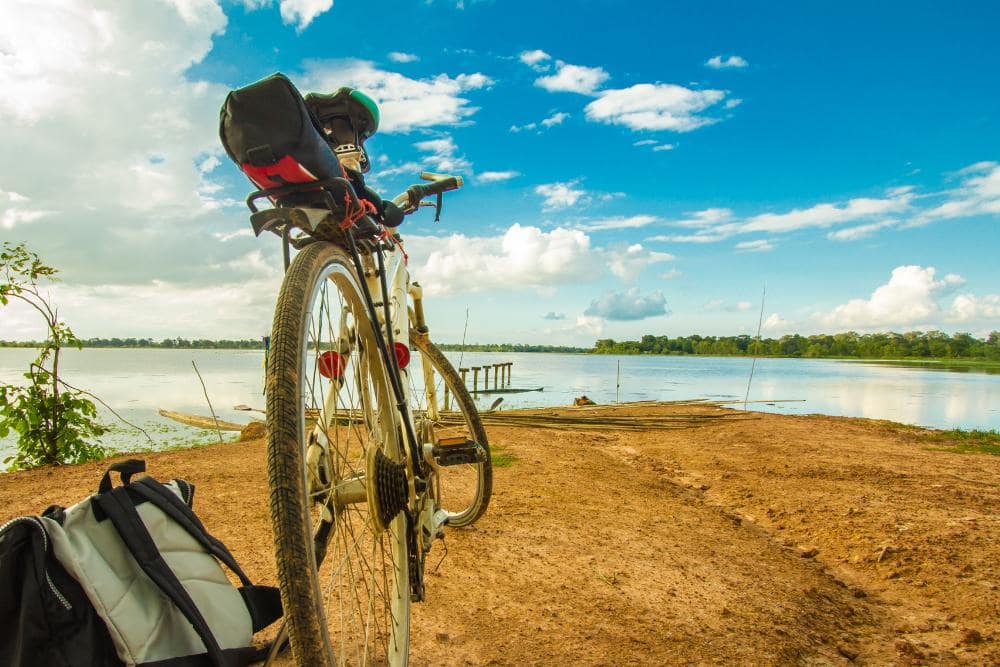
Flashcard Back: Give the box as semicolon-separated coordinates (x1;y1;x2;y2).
407;334;492;527
267;242;410;666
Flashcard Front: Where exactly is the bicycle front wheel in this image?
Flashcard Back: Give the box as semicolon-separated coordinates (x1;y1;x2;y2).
408;334;492;527
267;242;410;666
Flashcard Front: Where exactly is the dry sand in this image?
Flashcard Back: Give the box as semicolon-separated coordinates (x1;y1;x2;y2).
1;403;997;665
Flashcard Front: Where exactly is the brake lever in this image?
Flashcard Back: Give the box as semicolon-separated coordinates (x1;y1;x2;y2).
434;193;443;222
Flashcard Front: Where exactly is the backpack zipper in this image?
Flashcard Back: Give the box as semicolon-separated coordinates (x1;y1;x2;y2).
0;516;73;611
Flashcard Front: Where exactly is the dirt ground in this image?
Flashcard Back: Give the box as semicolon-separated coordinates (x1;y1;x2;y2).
1;403;998;665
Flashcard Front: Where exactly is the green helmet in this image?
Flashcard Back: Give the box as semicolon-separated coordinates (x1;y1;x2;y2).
305;87;379;173
305;87;380;139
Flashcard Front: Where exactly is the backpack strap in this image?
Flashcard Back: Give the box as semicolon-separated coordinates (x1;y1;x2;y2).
98;459;147;494
129;478;283;632
93;487;230;667
129;478;253;587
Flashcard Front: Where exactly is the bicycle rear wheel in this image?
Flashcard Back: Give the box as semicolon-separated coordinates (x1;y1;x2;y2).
408;334;492;527
267;242;410;666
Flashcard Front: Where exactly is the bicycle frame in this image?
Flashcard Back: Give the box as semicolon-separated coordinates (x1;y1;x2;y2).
322;234;453;601
242;159;491;666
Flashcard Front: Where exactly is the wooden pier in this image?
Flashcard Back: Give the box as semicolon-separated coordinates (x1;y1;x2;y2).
456;361;540;395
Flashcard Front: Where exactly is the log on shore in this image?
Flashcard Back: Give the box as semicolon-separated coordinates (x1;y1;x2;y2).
158;409;246;431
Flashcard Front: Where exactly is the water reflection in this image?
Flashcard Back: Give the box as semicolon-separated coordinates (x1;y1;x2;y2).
1;348;998;462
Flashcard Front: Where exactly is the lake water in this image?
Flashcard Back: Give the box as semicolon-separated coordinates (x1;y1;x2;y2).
1;348;998;463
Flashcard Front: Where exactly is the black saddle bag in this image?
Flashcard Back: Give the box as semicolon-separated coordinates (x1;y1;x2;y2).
219;72;344;207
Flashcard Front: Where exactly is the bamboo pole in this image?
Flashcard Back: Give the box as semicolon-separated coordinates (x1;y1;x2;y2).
472;366;480;394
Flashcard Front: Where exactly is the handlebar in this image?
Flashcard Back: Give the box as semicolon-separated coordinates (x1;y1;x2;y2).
393;172;464;212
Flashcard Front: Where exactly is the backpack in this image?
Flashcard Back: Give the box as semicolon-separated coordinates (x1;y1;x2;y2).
0;460;282;666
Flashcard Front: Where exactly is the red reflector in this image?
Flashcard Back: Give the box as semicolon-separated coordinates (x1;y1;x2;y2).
318;351;346;379
393;342;411;369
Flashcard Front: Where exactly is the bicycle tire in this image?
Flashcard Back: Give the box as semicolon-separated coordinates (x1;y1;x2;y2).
267;242;410;666
409;334;493;527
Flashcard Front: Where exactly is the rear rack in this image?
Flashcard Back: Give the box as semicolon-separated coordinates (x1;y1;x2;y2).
244;177;392;260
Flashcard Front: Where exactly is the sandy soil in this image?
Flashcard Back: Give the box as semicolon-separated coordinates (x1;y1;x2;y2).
1;403;997;665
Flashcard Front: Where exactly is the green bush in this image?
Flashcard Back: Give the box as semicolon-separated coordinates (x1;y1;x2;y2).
0;242;107;469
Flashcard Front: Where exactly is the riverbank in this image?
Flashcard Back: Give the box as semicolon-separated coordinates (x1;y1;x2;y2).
1;403;998;663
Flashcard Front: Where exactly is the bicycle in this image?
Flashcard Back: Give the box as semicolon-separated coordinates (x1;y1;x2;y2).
220;74;493;665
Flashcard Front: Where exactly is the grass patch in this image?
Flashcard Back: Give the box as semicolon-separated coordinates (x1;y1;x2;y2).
490;442;516;468
925;428;1000;456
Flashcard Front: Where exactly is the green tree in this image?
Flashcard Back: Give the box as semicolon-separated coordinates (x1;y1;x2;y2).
0;242;107;469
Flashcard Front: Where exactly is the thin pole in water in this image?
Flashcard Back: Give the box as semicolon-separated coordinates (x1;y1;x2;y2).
616;359;621;404
192;360;225;444
744;285;766;411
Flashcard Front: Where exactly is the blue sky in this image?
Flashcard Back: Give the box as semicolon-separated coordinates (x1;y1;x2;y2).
1;0;998;345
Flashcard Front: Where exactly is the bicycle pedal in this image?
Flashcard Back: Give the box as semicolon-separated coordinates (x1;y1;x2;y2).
431;439;486;466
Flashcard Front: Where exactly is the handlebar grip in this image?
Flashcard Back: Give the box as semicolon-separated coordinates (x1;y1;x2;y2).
407;176;462;204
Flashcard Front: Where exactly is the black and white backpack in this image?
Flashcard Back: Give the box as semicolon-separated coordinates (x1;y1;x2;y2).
0;460;282;666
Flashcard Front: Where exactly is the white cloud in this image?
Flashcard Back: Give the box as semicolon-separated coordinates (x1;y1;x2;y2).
584;83;727;132
652;143;675;152
659;268;683;280
519;49;551;69
212;228;255;242
573;315;605;336
535;61;610;95
705;55;749;69
535;181;588;209
541;111;569;127
301;59;492;132
406;224;594;296
911;161;1000;225
477;171;520;183
704;299;754;312
0;260;282;339
673;208;735;228
950;294;1000;321
584;287;669;321
511;110;569;133
576;215;659;231
388;51;418;63
542;311;566;320
826;220;896;241
279;0;333;29
541;314;605;340
633;139;658;147
816;266;966;329
724;98;743;109
762;313;790;332
735;239;774;253
198;155;221;174
661;188;915;244
607;243;675;282
742;194;913;234
0;0;242;287
1;190;52;229
413;135;471;172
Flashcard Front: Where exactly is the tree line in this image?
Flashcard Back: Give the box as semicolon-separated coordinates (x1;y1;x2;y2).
0;338;265;349
436;342;589;353
593;331;1000;360
3;330;999;360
